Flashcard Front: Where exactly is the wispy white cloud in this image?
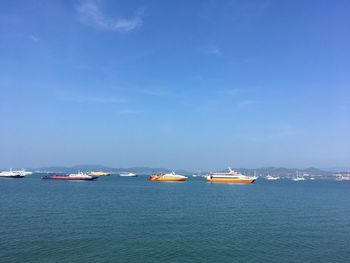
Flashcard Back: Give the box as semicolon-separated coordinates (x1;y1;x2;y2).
117;109;139;114
55;89;142;114
201;45;222;56
219;88;241;96
199;0;270;28
29;34;40;42
238;99;256;109
80;95;126;104
140;88;179;98
125;85;183;99
56;89;127;104
77;0;143;32
338;103;349;112
266;124;299;139
241;123;299;142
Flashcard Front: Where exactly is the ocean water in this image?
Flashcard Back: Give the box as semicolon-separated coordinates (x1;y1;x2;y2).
0;175;349;263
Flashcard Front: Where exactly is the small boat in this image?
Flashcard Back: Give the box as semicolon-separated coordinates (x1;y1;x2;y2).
291;177;306;181
149;172;187;181
42;172;98;181
0;170;25;178
13;169;33;176
192;171;203;177
292;171;306;181
265;175;280;180
119;172;137;177
206;167;256;184
89;171;110;176
335;174;350;181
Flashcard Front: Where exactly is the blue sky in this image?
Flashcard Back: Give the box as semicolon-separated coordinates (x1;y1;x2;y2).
0;0;349;170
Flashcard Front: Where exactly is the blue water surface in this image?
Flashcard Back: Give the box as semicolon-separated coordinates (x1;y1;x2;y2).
1;175;349;262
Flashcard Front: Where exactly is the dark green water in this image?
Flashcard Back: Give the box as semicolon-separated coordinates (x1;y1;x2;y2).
1;175;349;262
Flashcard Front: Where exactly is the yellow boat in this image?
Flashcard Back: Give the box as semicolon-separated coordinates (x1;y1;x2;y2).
89;171;110;176
206;167;256;184
149;172;187;182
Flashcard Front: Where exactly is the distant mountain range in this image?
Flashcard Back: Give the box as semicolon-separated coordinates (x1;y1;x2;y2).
235;167;333;177
322;167;350;173
28;165;188;175
5;165;345;177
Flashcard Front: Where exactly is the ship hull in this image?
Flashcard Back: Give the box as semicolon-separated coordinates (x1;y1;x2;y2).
0;175;25;178
207;178;255;184
42;176;97;181
149;176;187;182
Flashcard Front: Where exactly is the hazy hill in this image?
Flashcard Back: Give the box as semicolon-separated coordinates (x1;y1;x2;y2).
23;165;336;177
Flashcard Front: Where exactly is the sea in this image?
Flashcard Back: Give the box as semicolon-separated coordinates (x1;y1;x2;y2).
1;175;349;263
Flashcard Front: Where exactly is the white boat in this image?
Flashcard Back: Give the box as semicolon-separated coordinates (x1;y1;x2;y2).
68;172;96;180
292;176;306;181
150;172;187;181
206;167;256;183
0;170;25;178
13;169;33;176
42;172;97;180
119;172;137;177
292;171;306;181
292;177;306;181
265;175;280;180
335;174;350;181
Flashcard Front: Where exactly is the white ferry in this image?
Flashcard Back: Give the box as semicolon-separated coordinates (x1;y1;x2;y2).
119;172;137;177
206;167;256;184
0;170;25;178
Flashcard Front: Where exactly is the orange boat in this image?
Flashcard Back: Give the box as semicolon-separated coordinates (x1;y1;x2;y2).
149;172;187;182
206;167;256;184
